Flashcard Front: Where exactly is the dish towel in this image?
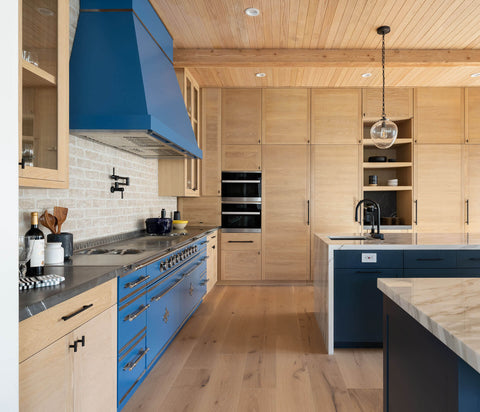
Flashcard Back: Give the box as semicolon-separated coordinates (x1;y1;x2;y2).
19;274;65;290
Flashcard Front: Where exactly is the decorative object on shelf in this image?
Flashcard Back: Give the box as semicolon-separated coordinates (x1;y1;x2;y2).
45;242;64;265
369;175;378;186
370;26;398;149
110;167;130;199
387;178;399;186
368;156;387;162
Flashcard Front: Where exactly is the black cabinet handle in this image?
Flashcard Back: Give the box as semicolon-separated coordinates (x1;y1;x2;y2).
414;200;418;225
76;336;85;347
307;200;310;226
61;304;93;321
416;258;443;262
228;240;253;243
69;341;78;352
19;158;25;169
355;270;382;274
212;245;215;249
466;200;470;225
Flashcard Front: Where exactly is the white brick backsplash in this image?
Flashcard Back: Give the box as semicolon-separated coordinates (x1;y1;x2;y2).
19;135;177;242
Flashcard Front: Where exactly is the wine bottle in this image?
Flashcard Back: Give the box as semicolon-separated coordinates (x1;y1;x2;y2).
25;212;45;276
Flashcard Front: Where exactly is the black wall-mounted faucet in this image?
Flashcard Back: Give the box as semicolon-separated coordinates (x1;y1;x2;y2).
355;199;384;240
110;168;130;199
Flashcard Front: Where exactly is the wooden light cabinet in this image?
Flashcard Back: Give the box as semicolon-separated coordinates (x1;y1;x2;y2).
465;145;480;233
158;69;201;197
201;88;222;196
19;0;69;188
220;233;261;281
415;88;465;144
206;230;218;293
466;88;480;144
262;145;310;281
19;280;117;411
262;89;310;144
222;89;262;145
362;88;413;121
415;144;464;233
222;144;262;171
178;196;221;226
311;145;360;234
311;89;361;144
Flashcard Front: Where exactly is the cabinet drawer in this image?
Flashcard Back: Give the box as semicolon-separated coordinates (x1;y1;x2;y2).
20;279;116;362
404;250;456;268
456;251;480;268
221;232;261;250
118;292;147;353
221;250;261;280
118;333;147;409
334;250;403;269
118;267;149;303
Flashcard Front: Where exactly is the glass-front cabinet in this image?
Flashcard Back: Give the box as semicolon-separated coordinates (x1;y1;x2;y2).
19;0;69;188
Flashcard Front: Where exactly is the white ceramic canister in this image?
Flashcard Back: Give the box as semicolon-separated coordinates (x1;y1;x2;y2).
45;242;64;265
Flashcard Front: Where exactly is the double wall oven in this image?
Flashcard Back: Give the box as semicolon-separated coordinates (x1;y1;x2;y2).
221;172;261;233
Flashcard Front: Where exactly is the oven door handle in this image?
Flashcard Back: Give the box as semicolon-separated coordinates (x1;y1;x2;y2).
221;212;261;215
221;180;261;183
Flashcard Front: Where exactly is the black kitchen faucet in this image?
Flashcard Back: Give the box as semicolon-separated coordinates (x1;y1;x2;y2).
355;199;384;240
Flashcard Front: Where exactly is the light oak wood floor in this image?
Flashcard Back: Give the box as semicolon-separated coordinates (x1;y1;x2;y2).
124;286;383;412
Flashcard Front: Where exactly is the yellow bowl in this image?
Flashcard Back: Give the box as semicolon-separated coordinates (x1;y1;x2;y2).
173;220;188;229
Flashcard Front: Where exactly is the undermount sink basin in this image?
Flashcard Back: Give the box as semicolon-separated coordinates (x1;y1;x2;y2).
328;235;368;241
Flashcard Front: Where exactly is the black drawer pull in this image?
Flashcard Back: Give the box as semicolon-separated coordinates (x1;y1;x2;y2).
468;258;480;261
62;304;93;321
355;270;382;274
416;258;443;261
200;241;208;245
228;240;253;243
212;245;216;249
124;275;150;289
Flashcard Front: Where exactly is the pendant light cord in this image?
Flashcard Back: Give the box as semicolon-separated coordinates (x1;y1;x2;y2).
382;32;386;119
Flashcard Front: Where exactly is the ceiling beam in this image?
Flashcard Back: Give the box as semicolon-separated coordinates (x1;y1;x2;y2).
173;49;480;68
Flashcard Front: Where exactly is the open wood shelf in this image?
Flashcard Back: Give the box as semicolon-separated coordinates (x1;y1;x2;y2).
22;60;56;87
363;162;412;168
363;185;413;191
363;138;413;146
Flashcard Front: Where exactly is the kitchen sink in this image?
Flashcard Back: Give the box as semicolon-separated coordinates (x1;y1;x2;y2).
328;235;368;240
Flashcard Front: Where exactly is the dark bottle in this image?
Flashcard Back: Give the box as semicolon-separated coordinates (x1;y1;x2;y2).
25;212;45;276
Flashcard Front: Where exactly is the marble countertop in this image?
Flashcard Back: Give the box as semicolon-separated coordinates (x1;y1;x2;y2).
318;233;480;249
378;278;480;374
19;227;219;321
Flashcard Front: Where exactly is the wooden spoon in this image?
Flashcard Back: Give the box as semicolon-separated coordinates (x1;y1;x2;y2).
39;210;56;234
54;206;68;234
45;211;58;234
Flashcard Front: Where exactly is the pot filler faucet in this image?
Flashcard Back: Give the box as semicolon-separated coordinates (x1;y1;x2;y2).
355;199;384;240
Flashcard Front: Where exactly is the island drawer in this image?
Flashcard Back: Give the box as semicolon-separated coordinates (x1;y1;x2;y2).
334;250;403;269
404;250;456;268
456;251;480;268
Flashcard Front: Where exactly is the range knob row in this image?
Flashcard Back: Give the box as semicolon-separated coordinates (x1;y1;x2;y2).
160;244;199;271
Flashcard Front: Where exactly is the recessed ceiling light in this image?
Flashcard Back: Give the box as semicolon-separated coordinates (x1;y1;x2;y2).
361;73;372;78
245;8;260;16
37;7;55;16
471;72;480;78
255;72;266;78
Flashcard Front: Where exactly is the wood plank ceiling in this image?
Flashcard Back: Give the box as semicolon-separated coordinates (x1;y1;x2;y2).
151;0;480;87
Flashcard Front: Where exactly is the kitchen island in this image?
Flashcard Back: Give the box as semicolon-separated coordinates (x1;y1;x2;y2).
379;278;480;411
313;233;480;354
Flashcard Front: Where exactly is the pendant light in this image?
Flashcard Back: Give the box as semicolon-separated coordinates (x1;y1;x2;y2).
370;26;398;149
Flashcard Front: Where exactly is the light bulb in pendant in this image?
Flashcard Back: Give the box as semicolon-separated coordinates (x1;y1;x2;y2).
370;118;398;149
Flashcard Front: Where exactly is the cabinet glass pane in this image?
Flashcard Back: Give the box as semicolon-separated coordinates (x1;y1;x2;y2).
22;0;58;170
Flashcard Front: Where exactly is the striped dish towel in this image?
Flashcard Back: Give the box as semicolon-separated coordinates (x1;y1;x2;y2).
19;275;65;290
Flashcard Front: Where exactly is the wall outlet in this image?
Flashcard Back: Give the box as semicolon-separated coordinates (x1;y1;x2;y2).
361;253;377;263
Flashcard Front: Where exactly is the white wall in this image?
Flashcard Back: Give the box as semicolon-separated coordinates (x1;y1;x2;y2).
0;1;19;410
19;136;177;242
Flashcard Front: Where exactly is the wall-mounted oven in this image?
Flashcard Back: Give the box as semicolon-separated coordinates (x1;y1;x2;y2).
221;172;261;233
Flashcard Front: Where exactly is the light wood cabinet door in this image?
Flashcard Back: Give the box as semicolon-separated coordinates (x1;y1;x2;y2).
465;145;480;232
178;196;221;226
202;88;222;196
222;144;261;171
415;144;464;233
19;336;70;412
206;231;218;292
362;88;413;120
466;88;480;144
262;145;310;280
72;305;117;412
222;89;261;145
263;89;309;144
221;250;261;281
311;89;361;144
415;88;464;144
311;145;360;234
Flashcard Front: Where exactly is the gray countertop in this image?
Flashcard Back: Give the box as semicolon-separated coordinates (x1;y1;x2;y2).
19;227;218;321
318;233;480;249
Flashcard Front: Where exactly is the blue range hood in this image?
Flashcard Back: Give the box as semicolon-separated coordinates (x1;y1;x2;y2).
69;0;202;159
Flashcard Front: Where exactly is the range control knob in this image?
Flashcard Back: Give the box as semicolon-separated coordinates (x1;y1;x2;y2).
194;245;198;252
168;258;173;268
176;254;180;263
160;262;167;271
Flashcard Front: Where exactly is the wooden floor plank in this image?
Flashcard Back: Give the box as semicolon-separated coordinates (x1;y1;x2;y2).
124;286;383;411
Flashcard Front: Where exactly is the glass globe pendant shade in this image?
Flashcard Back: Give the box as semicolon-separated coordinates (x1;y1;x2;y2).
370;118;398;149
